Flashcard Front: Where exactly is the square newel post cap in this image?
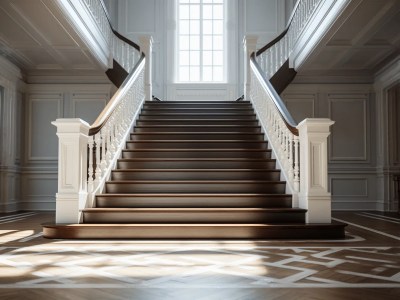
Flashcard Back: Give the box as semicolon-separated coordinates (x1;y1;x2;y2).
52;118;91;134
297;118;335;133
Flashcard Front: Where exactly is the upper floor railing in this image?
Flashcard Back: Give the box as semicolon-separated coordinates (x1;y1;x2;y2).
83;0;141;73
256;0;322;79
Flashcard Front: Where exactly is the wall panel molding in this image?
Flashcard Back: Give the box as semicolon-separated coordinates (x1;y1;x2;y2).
328;94;369;163
27;93;63;163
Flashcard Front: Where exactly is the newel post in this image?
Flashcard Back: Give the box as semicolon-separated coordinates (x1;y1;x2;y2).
52;119;90;223
297;119;334;223
243;35;258;100
139;35;153;101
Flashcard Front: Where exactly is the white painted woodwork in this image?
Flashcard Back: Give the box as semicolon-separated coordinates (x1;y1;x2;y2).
243;36;258;100
249;56;300;202
52;119;90;223
297;119;334;223
139;35;153;100
281;83;378;211
52;59;145;223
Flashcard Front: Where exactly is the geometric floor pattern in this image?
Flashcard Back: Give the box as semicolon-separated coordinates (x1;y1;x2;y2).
1;245;400;288
0;211;399;293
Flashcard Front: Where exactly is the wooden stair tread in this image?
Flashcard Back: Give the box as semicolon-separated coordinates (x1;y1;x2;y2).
44;222;345;227
95;193;292;197
112;169;279;172
82;208;306;213
106;180;286;184
118;158;274;161
126;140;267;142
122;149;271;152
131;132;263;135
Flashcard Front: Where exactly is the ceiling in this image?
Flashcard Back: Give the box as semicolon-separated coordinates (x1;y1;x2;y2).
0;0;103;74
298;0;400;81
0;0;399;83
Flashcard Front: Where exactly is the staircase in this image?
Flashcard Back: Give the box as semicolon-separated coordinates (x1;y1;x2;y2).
44;100;345;239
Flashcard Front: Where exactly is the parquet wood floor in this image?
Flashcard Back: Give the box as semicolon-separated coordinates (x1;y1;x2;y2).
0;211;399;299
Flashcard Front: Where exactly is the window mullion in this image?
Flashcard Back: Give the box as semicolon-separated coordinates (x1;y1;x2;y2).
199;0;203;82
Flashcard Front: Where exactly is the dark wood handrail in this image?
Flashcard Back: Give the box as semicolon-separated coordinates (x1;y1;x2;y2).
99;0;140;51
89;54;145;136
83;0;144;136
250;1;303;135
250;53;299;136
256;0;300;56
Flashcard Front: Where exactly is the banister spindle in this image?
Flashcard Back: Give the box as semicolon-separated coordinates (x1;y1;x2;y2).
100;128;107;175
94;133;102;186
88;136;94;193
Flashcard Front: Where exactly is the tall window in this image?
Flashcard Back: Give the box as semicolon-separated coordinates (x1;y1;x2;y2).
177;0;225;82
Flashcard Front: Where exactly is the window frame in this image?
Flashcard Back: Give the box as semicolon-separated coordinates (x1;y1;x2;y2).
176;0;226;83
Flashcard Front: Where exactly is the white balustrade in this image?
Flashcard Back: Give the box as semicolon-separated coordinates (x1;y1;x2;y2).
52;0;149;224
249;58;334;223
247;0;335;223
53;60;145;223
255;0;323;79
82;0;141;73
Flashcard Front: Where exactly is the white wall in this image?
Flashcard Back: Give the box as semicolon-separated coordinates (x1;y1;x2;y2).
282;83;382;210
20;83;112;211
0;56;24;212
116;0;286;100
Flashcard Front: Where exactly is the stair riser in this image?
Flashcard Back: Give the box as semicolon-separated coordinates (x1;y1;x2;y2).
117;160;276;169
134;126;262;133
126;141;268;149
95;196;292;208
105;182;286;194
83;211;304;224
138;115;257;120
141;109;255;114
143;104;252;109
111;170;281;181
43;225;345;239
121;150;271;159
136;120;260;126
129;133;265;141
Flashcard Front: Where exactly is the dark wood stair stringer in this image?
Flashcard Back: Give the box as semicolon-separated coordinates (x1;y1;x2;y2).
43;100;346;239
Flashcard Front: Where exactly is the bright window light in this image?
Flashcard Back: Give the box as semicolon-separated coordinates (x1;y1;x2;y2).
177;0;225;82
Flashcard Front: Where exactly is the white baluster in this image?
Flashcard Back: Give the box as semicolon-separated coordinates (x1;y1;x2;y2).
100;128;107;175
94;133;102;187
87;136;94;193
105;123;112;165
293;136;300;192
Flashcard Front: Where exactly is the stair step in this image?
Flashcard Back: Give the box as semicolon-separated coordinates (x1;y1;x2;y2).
43;222;347;239
134;125;262;133
143;103;253;109
126;140;268;149
121;149;272;159
111;169;281;181
141;108;255;114
116;158;276;169
105;180;286;194
145;101;251;104
130;132;265;141
95;193;293;208
136;119;260;126
138;114;257;120
82;208;305;224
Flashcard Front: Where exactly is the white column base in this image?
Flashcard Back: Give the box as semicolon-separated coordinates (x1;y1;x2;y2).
299;194;331;223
